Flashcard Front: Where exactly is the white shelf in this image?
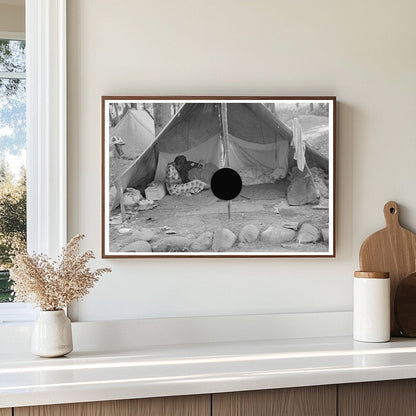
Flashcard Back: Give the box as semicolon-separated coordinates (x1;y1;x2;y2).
2;335;416;408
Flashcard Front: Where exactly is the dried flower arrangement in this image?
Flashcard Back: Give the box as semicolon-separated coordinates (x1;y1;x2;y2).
10;234;111;311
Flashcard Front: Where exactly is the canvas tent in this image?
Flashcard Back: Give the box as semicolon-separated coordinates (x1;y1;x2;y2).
117;103;328;195
109;109;155;158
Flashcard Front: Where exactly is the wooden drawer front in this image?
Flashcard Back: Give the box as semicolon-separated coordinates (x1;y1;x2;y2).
14;395;210;416
0;409;12;416
338;380;416;416
212;386;336;416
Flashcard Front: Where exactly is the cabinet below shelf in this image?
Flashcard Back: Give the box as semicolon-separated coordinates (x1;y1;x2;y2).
10;380;416;416
14;395;210;416
213;385;336;416
339;379;416;416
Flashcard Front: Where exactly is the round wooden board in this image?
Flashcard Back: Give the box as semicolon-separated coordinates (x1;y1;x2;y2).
395;272;416;337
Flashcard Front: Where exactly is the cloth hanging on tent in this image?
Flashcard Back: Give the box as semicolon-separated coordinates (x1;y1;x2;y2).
291;118;306;172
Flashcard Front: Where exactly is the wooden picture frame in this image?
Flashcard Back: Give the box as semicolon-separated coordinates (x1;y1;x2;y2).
102;96;336;258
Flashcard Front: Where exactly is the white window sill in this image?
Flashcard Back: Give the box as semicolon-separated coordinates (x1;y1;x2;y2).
0;303;36;324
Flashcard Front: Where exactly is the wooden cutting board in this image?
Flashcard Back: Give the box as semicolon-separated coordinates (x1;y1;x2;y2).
359;201;416;336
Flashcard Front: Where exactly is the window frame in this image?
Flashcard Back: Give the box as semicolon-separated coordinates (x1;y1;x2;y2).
26;0;67;258
0;31;30;320
0;0;67;323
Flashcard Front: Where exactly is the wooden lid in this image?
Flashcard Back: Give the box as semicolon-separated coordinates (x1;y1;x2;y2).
354;271;389;279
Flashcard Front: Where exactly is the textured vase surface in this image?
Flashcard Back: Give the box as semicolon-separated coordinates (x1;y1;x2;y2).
31;310;73;357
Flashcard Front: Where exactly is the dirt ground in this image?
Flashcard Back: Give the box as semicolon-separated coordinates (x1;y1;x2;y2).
109;183;329;254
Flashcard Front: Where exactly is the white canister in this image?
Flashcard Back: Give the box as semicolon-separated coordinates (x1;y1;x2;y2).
353;271;390;343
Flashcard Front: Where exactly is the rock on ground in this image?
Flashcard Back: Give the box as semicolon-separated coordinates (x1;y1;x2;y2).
310;167;329;198
297;223;321;243
239;224;260;243
321;227;329;242
287;168;320;206
134;228;155;242
191;231;214;251
124;229;155;245
261;226;295;244
123;241;152;252
212;228;237;252
152;236;191;252
118;227;132;234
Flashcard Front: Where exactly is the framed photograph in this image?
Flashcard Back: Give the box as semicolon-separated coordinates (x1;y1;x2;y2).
102;96;336;258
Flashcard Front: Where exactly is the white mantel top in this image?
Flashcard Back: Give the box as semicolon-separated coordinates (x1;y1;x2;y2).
2;335;416;409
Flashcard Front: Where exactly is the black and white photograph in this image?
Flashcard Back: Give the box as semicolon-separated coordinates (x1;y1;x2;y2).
102;97;335;257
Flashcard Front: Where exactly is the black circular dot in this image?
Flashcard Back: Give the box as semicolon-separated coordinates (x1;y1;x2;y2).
390;207;395;214
211;168;242;201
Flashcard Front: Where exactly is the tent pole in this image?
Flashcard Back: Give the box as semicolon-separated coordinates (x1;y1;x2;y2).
115;152;126;222
220;103;232;219
220;103;230;168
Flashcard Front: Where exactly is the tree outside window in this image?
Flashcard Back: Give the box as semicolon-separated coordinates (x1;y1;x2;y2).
0;38;27;302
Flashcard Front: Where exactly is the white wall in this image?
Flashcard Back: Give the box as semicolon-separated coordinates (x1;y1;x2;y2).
0;3;24;33
67;0;416;322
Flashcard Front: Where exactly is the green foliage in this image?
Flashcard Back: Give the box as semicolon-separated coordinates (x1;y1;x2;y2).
0;270;13;303
0;39;27;301
0;161;26;270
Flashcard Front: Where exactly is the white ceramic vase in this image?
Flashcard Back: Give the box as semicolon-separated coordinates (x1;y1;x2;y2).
31;310;73;357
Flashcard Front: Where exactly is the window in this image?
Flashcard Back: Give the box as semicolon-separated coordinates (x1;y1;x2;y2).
0;1;67;324
0;1;68;323
0;35;26;302
0;32;35;323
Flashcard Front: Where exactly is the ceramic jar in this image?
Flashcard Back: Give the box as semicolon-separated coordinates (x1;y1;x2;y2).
353;271;390;343
31;310;73;357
